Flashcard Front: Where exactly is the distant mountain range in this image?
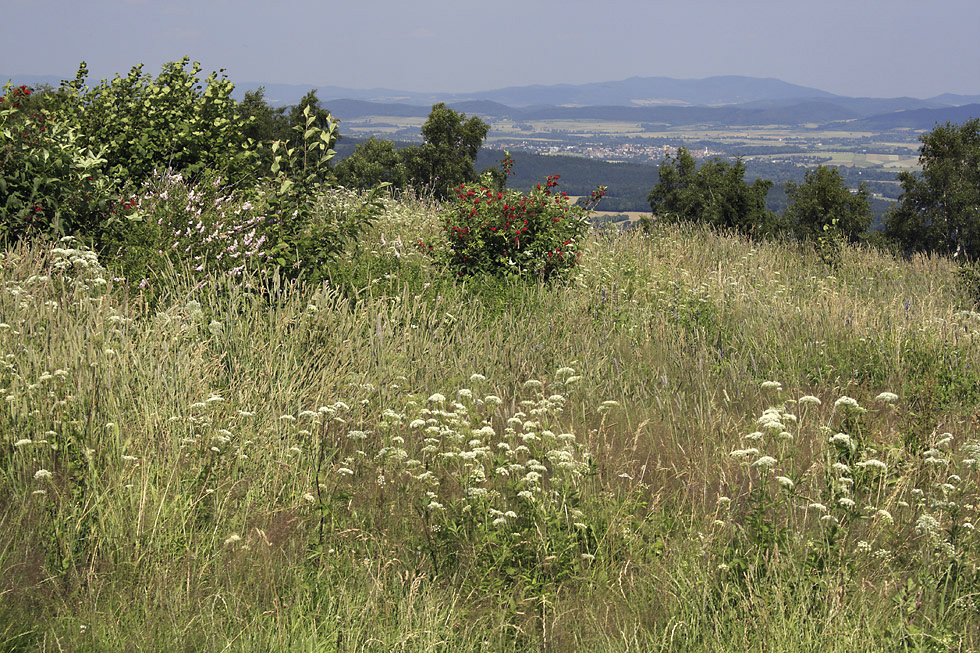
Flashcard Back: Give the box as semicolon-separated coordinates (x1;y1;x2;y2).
239;75;980;129
228;75;979;112
5;72;979;130
315;97;980;132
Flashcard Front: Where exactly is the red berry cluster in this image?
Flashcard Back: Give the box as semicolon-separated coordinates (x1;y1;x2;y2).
0;84;32;108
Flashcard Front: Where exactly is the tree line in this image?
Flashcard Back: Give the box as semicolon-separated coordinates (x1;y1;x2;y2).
3;59;979;269
640;119;980;264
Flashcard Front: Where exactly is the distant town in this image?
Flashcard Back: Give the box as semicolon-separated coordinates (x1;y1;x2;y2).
485;140;725;163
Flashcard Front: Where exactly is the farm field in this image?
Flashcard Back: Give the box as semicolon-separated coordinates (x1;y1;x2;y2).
4;192;980;650
340;113;924;208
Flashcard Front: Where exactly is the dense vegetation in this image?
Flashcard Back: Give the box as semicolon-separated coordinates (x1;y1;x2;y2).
3;60;980;650
884;119;980;260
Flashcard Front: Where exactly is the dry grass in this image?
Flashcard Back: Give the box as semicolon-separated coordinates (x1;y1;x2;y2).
1;202;979;650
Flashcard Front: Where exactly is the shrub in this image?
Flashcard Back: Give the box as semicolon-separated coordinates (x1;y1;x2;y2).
261;105;388;285
57;59;257;186
0;83;116;241
97;169;269;287
431;173;605;280
784;165;872;244
335;137;407;190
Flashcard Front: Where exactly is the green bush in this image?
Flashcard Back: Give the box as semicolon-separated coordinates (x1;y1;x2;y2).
0;61;385;285
431;173;605;280
0;83;116;241
335;137;407;190
260;105;388;285
784;165;872;244
57;59;257;186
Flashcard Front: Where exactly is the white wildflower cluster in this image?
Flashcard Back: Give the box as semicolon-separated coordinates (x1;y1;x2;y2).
952;310;980;339
924;444;950;466
722;386;950;546
720;375;980;584
775;476;794;489
756;406;796;438
553;365;583;387
179;393;351;462
334;368;595;546
855;459;887;472
49;237;108;291
962;441;980;470
915;513;942;537
730;400;801;478
829;432;854;451
597;400;619;415
833;395;866;415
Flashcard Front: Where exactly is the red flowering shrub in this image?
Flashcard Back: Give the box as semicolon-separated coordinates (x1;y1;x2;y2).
0;82;115;241
432;172;605;280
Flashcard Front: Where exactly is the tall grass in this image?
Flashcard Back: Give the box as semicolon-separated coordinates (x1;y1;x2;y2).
2;199;979;651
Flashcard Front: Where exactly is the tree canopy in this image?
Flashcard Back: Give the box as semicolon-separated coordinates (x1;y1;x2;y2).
784;165;872;243
885;119;980;259
335;137;408;190
402;103;489;199
645;147;778;236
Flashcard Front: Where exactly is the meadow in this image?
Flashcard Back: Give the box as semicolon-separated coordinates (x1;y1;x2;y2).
2;188;980;651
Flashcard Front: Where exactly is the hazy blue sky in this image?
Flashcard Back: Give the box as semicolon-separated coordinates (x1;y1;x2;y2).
7;0;979;98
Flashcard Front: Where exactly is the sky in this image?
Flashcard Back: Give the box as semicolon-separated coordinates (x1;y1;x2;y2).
6;0;979;99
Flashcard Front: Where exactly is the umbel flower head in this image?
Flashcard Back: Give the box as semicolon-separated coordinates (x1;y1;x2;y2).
834;396;866;414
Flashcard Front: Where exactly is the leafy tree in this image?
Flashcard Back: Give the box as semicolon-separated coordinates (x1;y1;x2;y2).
286;90;335;135
645;147;778;235
236;87;291;173
402;103;489;199
238;87;286;142
885;119;980;259
281;91;340;183
336;137;407;190
784;165;872;243
237;87;342;181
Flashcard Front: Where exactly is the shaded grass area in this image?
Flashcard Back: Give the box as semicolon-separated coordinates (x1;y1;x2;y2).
2;202;979;650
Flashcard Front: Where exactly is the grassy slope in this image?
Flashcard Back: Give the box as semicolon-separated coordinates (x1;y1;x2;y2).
2;196;980;651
